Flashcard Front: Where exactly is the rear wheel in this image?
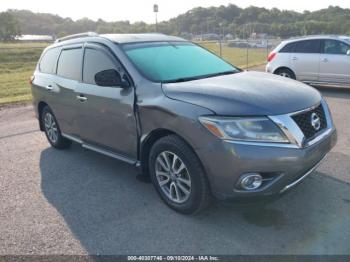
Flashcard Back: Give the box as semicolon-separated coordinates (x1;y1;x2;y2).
275;68;296;79
149;135;211;214
41;106;71;149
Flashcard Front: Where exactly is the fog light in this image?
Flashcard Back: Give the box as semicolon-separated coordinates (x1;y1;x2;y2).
240;173;263;190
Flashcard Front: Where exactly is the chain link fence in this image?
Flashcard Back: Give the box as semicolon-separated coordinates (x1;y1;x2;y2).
196;38;282;69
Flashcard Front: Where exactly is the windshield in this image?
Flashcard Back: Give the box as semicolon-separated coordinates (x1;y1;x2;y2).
122;42;239;83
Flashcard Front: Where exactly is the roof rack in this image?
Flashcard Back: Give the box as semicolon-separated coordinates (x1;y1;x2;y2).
55;32;99;43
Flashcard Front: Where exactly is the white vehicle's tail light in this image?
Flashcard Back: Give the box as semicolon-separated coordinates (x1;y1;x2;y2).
267;52;276;62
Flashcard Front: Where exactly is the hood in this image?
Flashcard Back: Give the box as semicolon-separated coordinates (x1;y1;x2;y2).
162;71;321;116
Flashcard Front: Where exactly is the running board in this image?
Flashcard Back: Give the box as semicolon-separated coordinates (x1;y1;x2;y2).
62;133;139;166
304;81;350;89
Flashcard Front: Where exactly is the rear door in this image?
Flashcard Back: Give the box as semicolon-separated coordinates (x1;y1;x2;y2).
75;43;138;159
52;45;83;136
319;39;350;84
290;39;321;82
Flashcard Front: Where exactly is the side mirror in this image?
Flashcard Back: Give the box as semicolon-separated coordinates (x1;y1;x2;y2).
347;50;350;56
95;69;129;88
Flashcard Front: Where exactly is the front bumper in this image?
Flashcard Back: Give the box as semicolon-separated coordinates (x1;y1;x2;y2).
195;128;337;200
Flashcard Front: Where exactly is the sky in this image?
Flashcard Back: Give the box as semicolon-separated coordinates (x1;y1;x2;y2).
0;0;349;23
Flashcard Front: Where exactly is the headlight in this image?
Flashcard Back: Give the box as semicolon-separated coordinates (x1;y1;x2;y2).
199;116;289;143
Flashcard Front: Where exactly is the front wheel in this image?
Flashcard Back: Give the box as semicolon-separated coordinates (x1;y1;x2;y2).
149;135;211;214
41;106;71;149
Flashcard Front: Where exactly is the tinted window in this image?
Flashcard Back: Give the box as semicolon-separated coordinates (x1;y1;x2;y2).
39;48;60;74
279;42;296;53
83;48;119;85
294;40;320;53
323;40;350;55
57;48;82;80
122;42;238;82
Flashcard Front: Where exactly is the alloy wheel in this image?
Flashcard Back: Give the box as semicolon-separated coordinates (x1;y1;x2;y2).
280;72;291;78
155;151;192;204
44;112;58;144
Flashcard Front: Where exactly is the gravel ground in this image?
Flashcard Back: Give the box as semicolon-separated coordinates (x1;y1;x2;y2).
0;88;349;255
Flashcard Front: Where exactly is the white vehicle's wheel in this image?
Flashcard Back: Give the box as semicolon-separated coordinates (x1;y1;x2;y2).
275;68;296;79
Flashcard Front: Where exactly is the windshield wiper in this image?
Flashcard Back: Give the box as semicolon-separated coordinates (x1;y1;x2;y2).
163;70;237;84
163;76;203;83
205;70;237;78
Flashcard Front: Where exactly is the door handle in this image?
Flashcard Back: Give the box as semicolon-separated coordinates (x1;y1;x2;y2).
321;58;329;63
292;57;298;61
45;85;53;91
76;95;87;102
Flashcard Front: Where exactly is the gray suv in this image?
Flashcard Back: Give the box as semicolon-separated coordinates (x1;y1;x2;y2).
31;32;337;214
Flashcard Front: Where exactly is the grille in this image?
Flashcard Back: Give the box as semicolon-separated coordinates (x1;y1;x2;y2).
292;104;327;140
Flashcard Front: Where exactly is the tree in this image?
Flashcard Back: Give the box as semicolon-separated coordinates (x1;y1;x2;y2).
0;12;21;40
3;6;350;38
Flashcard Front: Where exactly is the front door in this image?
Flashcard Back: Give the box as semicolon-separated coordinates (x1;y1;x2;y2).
75;43;138;159
319;39;350;84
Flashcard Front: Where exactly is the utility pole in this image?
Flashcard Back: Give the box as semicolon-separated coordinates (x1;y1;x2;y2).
153;4;158;32
219;23;223;57
246;24;249;69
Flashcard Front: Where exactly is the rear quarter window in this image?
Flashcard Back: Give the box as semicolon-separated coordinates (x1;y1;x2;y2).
39;48;60;74
279;42;296;53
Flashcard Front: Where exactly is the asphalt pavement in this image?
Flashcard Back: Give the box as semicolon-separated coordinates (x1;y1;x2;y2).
0;88;349;255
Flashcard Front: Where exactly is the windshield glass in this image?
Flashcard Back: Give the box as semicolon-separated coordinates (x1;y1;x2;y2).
122;42;239;83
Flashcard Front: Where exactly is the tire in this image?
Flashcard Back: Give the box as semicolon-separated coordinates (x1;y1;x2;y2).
275;68;296;79
41;106;71;149
149;135;211;214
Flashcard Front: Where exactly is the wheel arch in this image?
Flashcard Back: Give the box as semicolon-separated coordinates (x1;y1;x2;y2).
273;66;296;77
38;101;48;131
139;128;203;177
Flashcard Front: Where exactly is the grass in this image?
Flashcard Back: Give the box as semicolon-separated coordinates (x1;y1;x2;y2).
198;42;268;68
0;42;47;105
0;41;267;105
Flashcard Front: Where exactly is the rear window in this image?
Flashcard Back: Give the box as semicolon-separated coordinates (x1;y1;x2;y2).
294;40;321;53
39;48;60;74
57;48;82;81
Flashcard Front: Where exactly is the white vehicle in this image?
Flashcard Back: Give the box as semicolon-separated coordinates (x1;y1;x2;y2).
266;35;350;86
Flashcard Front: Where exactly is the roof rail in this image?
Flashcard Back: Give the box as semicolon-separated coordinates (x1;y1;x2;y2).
288;34;342;40
55;32;99;43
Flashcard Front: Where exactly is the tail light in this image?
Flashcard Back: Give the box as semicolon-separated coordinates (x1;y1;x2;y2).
29;75;35;85
267;52;276;62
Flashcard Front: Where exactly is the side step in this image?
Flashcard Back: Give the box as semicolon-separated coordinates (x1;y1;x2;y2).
62;133;140;166
304;81;350;89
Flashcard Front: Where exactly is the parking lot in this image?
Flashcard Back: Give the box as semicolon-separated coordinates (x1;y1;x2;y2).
0;87;349;255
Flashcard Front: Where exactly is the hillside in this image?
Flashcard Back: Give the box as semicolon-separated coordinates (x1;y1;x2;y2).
5;5;350;38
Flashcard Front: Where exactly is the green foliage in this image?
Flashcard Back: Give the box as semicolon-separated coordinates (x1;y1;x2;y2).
0;12;21;40
3;5;350;38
